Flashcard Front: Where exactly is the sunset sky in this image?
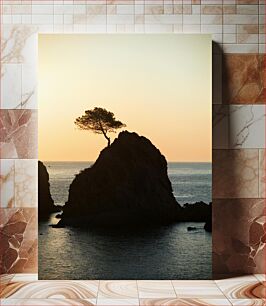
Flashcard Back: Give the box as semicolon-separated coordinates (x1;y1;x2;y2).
39;34;211;162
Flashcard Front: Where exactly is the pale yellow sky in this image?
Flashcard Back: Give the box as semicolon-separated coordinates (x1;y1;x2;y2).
38;34;211;162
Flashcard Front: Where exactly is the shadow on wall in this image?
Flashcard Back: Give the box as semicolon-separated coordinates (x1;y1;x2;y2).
212;42;266;279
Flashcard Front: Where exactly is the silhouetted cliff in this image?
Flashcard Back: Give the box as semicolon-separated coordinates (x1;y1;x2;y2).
38;161;61;219
59;131;182;227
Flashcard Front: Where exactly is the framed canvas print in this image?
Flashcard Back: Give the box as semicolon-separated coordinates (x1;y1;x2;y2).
38;34;212;280
0;1;265;304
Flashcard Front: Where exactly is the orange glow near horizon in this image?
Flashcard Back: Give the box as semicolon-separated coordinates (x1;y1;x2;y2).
38;34;211;162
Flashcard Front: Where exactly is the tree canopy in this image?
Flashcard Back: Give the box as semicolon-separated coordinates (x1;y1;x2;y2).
74;107;126;147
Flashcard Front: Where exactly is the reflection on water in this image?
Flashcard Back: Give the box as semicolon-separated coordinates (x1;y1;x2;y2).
39;162;212;280
39;214;211;280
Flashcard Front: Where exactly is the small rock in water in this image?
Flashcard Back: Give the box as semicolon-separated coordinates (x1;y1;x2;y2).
187;226;197;231
50;223;65;228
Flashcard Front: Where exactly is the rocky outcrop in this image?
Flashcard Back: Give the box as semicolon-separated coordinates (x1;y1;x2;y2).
180;202;212;233
59;131;182;227
38;161;61;219
179;202;211;222
56;131;212;230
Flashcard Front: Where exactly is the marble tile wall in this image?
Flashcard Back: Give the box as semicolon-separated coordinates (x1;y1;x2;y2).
0;0;265;278
0;208;37;274
213;199;265;275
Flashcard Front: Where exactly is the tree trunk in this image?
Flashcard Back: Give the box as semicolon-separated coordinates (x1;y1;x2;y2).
102;131;110;147
99;121;110;147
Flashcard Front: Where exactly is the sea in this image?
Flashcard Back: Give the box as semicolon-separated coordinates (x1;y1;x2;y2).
39;162;212;280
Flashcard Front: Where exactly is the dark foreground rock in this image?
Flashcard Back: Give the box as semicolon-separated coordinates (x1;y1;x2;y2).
38;161;61;219
179;202;212;222
57;131;212;231
59;131;182;227
180;202;212;233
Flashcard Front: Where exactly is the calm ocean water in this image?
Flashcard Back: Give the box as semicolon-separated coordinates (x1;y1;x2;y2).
39;162;212;280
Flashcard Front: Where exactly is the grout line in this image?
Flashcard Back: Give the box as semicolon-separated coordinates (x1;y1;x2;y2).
96;279;100;304
213;279;229;301
135;279;140;303
171;279;179;298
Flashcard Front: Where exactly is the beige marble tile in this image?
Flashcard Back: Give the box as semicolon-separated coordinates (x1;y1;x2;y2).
254;275;266;283
21;61;38;109
172;280;225;298
15;159;37;208
0;159;15;208
98;281;138;299
11;274;38;282
107;5;117;15
164;4;174;15
201;15;223;25
223;34;236;44
223;25;237;34
139;298;232;305
0;274;14;294
237;33;259;44
96;299;139;305
213;199;266;276
223;15;258;25
213;149;259;198
183;5;192;15
1;25;38;64
222;43;258;54
229;299;266;305
145;5;164;15
237;25;259;34
223;54;264;104
87;4;107;15
0;299;96;305
0;208;38;274
1;281;99;299
0;110;38;159
228;105;265;149
144;14;182;25
223;5;237;14
216;275;259;284
137;281;176;299
236;0;259;4
236;4;258;14
32;4;54;15
215;276;265;299
258;150;265;198
173;5;182;14
201;5;223;14
0;64;22;109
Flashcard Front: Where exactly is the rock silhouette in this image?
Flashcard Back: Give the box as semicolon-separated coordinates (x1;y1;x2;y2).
179;202;211;222
38;161;61;219
53;131;212;231
59;131;182;227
